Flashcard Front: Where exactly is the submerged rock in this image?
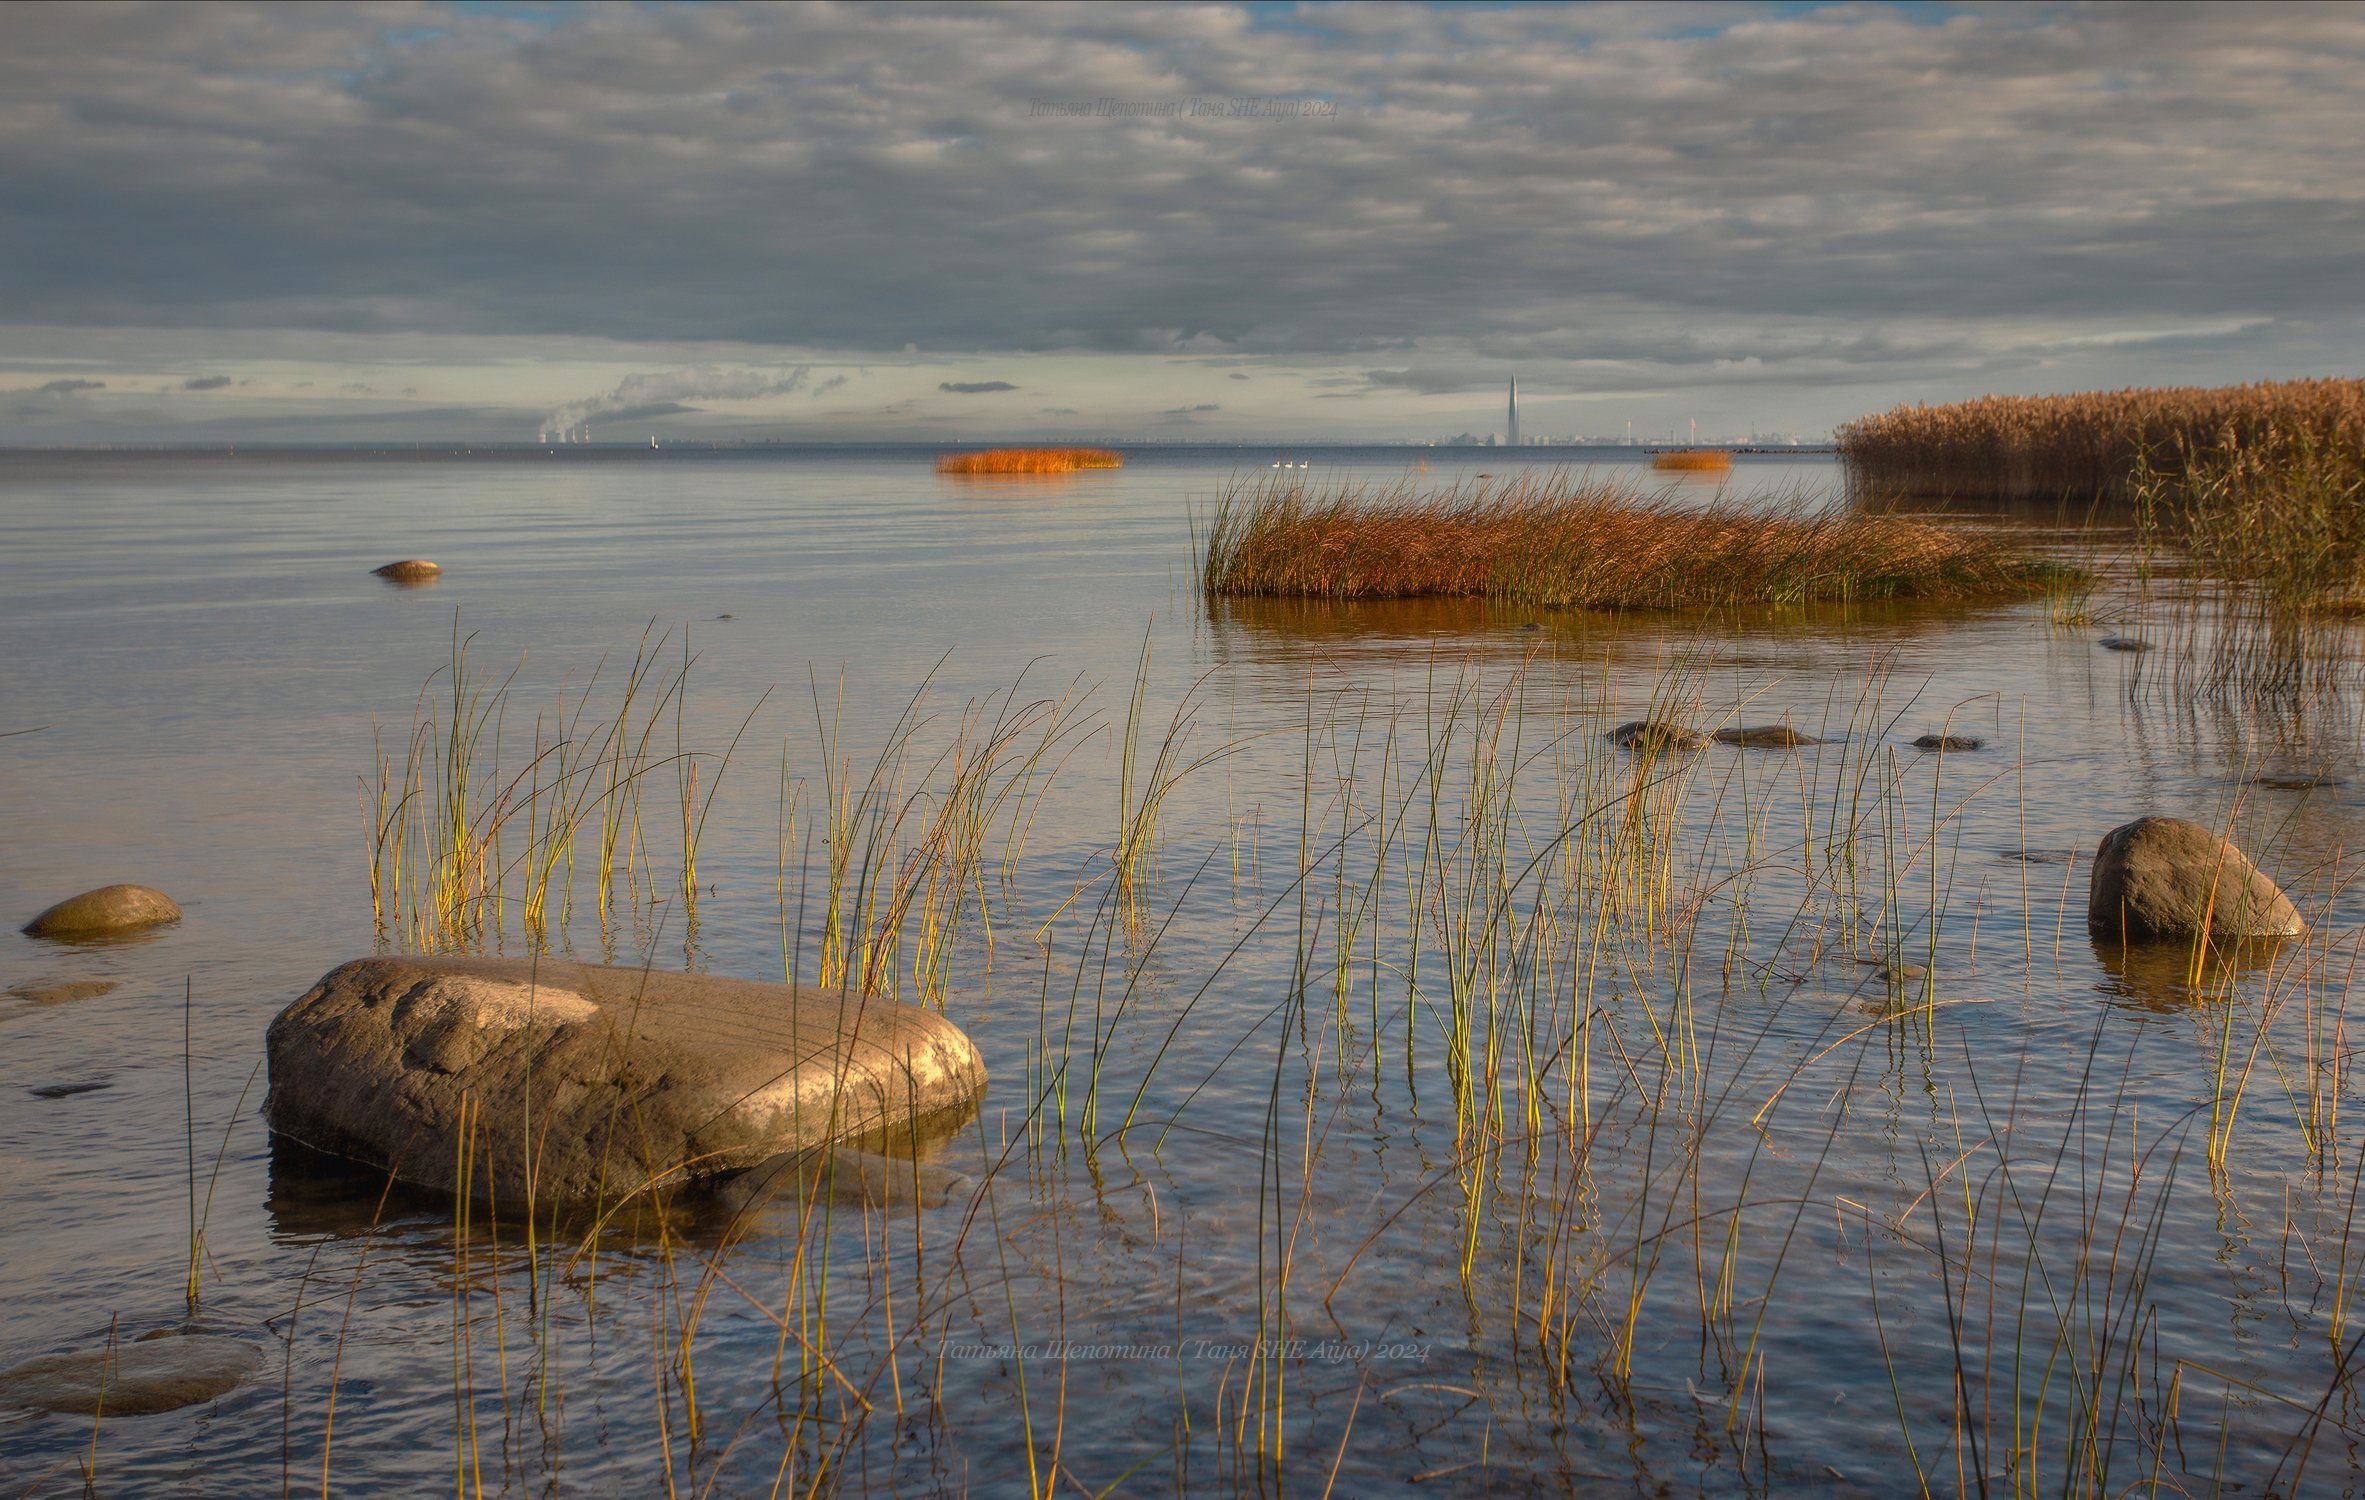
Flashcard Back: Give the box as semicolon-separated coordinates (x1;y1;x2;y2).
720;1146;973;1214
2098;636;2152;653
21;885;180;941
264;956;988;1204
2087;816;2305;942
28;1079;111;1099
2250;773;2346;791
1713;724;1820;749
0;1333;259;1416
3;978;118;1008
1608;720;1709;751
371;559;441;582
1912;734;1983;751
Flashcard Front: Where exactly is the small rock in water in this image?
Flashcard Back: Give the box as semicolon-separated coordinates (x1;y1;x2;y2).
1518;622;1541;631
1880;963;1929;985
1912;734;1983;751
2088;815;2305;941
21;884;180;941
1713;724;1820;749
29;1079;111;1099
1608;720;1709;751
371;559;441;583
3;979;118;1008
2250;773;2345;791
0;1333;259;1416
2098;636;2151;653
713;613;734;621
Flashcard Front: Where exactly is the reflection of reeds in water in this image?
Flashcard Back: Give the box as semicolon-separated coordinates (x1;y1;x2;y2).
1200;470;2073;609
318;629;2365;1495
1837;377;2365;505
935;447;1124;475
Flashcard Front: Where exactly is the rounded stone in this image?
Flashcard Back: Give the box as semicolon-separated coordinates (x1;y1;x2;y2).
2087;816;2305;942
371;559;442;581
2098;637;2151;653
264;955;989;1205
21;885;181;941
1913;734;1983;751
1713;724;1820;749
0;1334;258;1416
1608;720;1709;751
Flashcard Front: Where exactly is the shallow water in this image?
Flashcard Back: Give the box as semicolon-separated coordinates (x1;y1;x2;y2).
3;445;2364;1495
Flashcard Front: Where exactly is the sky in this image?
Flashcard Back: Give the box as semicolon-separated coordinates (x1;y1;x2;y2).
1;0;2359;446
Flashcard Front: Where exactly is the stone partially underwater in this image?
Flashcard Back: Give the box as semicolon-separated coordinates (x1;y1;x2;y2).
2087;816;2306;943
264;956;987;1205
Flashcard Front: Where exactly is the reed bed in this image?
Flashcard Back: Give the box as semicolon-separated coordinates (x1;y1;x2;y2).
1650;448;1732;472
1837;376;2365;505
74;622;2350;1496
1200;471;2070;609
935;447;1124;475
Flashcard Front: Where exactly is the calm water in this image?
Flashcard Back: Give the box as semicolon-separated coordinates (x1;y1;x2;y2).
3;446;2363;1496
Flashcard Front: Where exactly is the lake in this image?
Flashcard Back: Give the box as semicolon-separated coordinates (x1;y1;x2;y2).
3;445;2360;1495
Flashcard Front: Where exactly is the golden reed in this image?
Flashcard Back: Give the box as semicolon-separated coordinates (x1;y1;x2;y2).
1200;472;2070;609
1651;450;1732;473
935;447;1125;475
1836;377;2365;503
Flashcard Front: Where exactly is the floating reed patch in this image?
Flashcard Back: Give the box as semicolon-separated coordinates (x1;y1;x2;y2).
935;447;1124;475
1200;472;2071;609
1650;449;1731;473
1836;377;2365;504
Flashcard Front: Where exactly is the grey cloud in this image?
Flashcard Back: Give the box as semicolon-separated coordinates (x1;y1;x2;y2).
0;3;2358;426
182;375;231;390
939;381;1019;394
812;375;849;396
545;365;808;433
1038;406;1078;415
38;378;105;393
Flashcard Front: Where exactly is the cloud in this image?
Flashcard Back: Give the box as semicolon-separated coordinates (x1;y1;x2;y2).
543;365;808;434
1038;406;1078;415
812;374;849;396
182;375;231;390
939;380;1019;394
38;378;105;394
1228;373;1250;381
1;4;2360;437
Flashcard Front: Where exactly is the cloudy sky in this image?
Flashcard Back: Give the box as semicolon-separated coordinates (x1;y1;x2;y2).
2;1;2359;445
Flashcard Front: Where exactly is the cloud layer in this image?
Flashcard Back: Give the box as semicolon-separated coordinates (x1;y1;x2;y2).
1;1;2358;439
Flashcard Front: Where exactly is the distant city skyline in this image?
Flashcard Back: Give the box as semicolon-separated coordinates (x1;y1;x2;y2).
1;3;2357;446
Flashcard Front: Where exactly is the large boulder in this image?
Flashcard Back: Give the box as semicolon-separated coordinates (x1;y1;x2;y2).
2087;816;2305;942
264;956;987;1205
0;1332;258;1416
22;884;180;941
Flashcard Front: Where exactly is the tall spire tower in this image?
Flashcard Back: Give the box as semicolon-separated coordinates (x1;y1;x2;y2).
1506;375;1520;448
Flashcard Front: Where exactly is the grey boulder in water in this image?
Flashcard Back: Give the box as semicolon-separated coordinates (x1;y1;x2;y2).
265;956;987;1205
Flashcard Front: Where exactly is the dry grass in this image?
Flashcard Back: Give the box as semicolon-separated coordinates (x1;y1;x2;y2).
1836;377;2365;504
1651;449;1732;473
1200;471;2072;609
935;447;1124;475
